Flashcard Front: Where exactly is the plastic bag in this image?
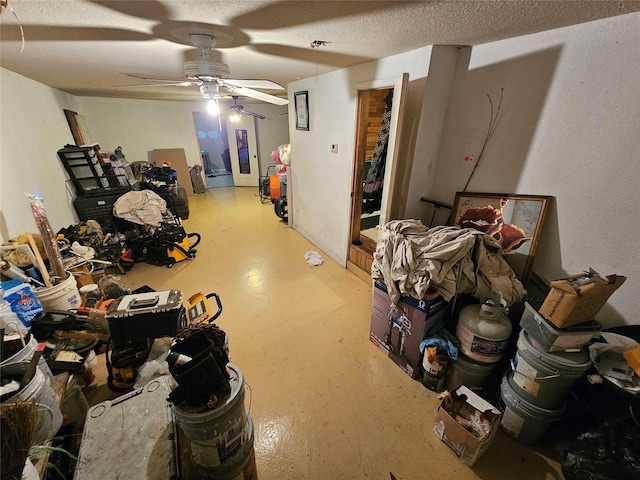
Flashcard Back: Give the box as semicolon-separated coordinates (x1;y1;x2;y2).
0;287;29;336
562;420;640;480
98;274;131;299
25;193;66;279
1;281;43;329
304;251;323;266
133;338;172;389
589;332;640;394
133;359;170;389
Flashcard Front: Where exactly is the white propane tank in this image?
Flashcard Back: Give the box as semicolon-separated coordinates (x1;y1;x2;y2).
456;293;512;364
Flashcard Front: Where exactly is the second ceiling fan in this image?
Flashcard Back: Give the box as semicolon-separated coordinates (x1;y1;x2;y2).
122;33;289;106
228;96;265;120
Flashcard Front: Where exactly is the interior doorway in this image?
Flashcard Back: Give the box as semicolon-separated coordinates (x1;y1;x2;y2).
193;112;234;188
225;114;261;187
347;73;408;277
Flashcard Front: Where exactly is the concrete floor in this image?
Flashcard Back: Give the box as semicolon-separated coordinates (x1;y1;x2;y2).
86;186;564;480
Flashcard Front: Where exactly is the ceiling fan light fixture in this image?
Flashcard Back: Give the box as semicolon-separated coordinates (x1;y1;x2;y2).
229;112;241;123
207;98;220;116
200;81;222;99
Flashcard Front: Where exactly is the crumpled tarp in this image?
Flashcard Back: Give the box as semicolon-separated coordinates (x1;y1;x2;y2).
113;190;167;226
371;220;526;306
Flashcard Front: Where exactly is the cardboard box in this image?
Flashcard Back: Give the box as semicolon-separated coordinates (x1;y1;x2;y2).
539;268;626;328
433;385;501;466
369;281;448;378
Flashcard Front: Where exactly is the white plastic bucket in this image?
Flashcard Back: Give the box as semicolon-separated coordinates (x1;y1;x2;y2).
85;350;98;370
445;353;496;391
193;414;257;480
35;274;81;311
500;373;567;445
511;330;591;409
0;333;53;385
0;361;63;444
173;364;249;469
1;332;37;366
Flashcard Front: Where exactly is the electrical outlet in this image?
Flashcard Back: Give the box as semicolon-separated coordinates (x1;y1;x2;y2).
330;144;338;154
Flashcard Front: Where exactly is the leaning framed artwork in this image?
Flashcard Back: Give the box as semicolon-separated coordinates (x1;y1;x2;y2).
294;91;309;131
450;192;551;285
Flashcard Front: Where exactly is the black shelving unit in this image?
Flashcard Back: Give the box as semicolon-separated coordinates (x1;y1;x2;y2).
58;146;136;231
57;146;130;197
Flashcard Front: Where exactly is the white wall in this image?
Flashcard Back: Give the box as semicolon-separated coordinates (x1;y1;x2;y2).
402;46;461;221
78;97;288;177
287;46;434;265
427;14;640;327
248;104;290;176
77;97;218;168
0;69;80;240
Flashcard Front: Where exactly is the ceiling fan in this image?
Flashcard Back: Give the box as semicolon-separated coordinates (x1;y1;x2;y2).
120;33;289;106
229;96;265;120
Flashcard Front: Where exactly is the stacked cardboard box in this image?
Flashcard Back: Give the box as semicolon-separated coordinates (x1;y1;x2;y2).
369;281;448;379
539;268;626;328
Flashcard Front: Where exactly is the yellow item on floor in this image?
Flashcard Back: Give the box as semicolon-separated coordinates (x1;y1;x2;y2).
167;236;192;264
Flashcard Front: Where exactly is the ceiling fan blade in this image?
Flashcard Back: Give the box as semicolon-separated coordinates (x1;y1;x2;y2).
240;110;266;120
229;87;289;106
222;79;284;91
124;73;196;83
113;82;198;89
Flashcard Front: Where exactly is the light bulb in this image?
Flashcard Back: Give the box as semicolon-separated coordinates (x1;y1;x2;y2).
229;113;241;123
207;99;219;115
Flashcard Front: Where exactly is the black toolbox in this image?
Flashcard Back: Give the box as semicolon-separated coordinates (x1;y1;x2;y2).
106;290;186;346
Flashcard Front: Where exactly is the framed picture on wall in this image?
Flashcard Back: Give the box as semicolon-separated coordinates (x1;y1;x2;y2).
450;192;552;285
294;91;309;131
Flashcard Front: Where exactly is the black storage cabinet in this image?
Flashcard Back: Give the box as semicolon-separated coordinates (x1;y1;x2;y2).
57;146;117;196
58;146;135;231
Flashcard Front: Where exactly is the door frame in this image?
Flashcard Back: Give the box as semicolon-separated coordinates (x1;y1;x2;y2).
192;111;234;185
347;73;409;278
226;115;260;187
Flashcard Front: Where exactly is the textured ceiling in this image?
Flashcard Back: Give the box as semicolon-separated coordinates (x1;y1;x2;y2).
1;0;639;104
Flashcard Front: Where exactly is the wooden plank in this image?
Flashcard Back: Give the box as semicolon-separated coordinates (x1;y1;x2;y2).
26;232;52;287
153;148;195;196
348;244;374;275
349;90;371;244
347;260;373;285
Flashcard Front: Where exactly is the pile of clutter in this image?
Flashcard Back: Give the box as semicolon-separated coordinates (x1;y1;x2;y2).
369;219;633;466
70;287;257;479
1;190;250;477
